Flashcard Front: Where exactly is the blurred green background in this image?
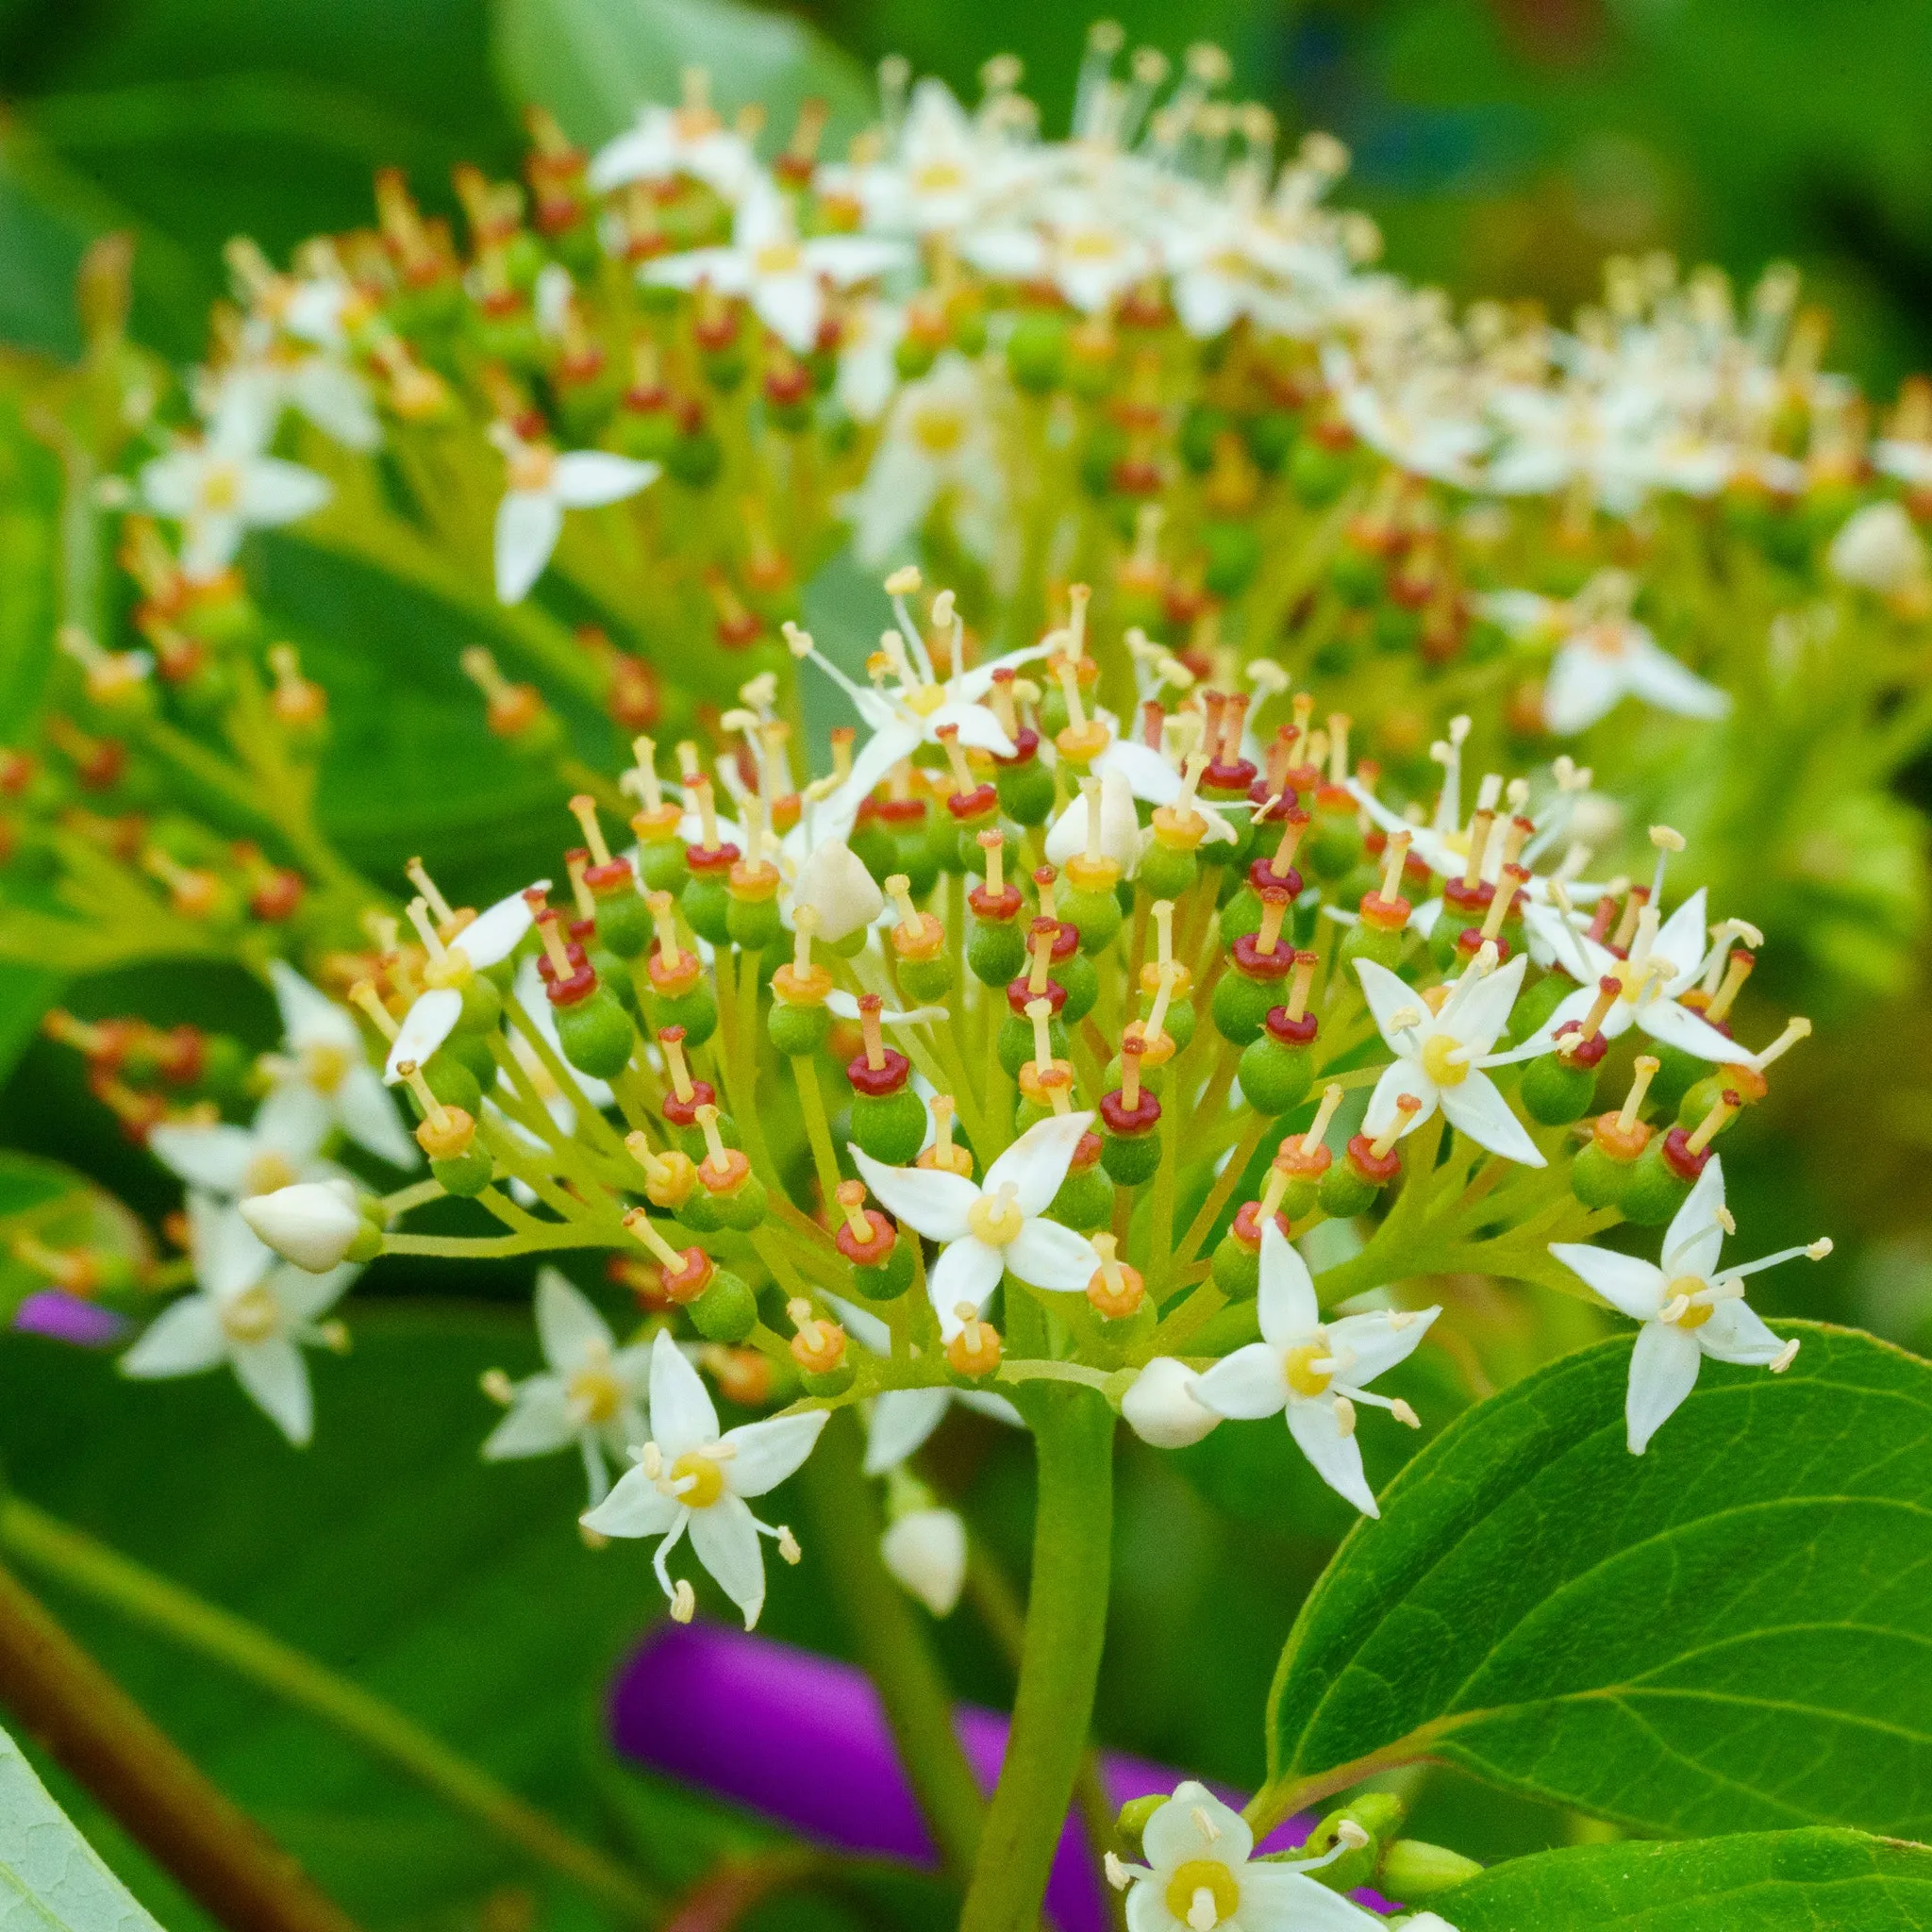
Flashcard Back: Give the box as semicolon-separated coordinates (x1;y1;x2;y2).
5;1;1932;1925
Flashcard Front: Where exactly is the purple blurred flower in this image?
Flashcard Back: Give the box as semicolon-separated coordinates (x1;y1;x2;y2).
13;1291;126;1348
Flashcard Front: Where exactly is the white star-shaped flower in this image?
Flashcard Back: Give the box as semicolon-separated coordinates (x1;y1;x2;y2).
586;101;759;204
381;882;546;1083
851;1111;1101;1342
1192;1223;1437;1517
258;962;416;1170
1551;1158;1821;1454
580;1332;827;1629
1107;1780;1387;1930
139;375;332;581
121;1192;356;1444
492;434;658;604
1356;948;1547;1167
483;1269;652;1506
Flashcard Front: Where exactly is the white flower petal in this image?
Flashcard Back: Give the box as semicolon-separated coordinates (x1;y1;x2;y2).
1326;1306;1440;1387
1662;1155;1728;1280
649;1328;718;1458
1633;997;1744;1064
1625;640;1731;721
120;1295;226;1378
494;489;564;604
582;1465;682;1539
482;1378;575;1458
1363;1059;1439;1141
384;988;463;1084
334;1065;420;1169
535;1269;615;1372
984;1109;1095;1218
849;1147;974;1242
1354;958;1424;1048
929;1239;1006;1341
230;1336;315;1445
864;1389;952;1474
1256;1220;1319;1347
722;1410;828;1498
188;1195;275;1298
238;457;330;526
1626;1319;1703;1455
458;888;540;969
1696;1300;1785;1366
1121;1358;1222;1447
1193;1341;1291;1422
1141;1782;1252;1872
551;451;660;508
689;1491;768;1628
1541;641;1629;735
1287;1395;1378;1516
1004;1216;1100;1292
1438;1070;1546;1166
1549;1242;1669;1320
149;1123;258;1196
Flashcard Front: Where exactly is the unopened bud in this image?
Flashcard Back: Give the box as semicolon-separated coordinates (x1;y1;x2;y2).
1121;1357;1221;1448
879;1507;967;1616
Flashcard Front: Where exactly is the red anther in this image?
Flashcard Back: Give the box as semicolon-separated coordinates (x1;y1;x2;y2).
846;1047;911;1097
1230;1198;1291;1250
660;1077;718;1128
945;781;1000;822
968;880;1024;922
1344;1133;1404;1186
1099;1087;1161;1135
684;840;741;872
1661;1125;1710;1183
1264;1007;1319;1047
585;856;635;894
1007;977;1069;1018
1247;856;1304;899
991;724;1041;769
1230;933;1296;980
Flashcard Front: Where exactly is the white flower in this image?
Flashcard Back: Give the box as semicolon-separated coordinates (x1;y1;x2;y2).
587;100;759;204
239;1179;365;1274
483;1270;652;1507
1123;1357;1223;1449
230;345;379;452
122;1192;355;1445
793;838;885;944
835;297;906;425
1550;1158;1820;1453
959;207;1156;316
493;436;658;604
842;353;1004;568
1356;950;1546;1167
851;1111;1101;1342
1108;1780;1386;1930
580;1331;827;1629
149;1096;344;1208
1193;1223;1437;1517
260;961;417;1169
643;180;907;355
1043;769;1142;873
382;883;545;1083
1522;886;1745;1066
881;1507;967;1616
1827;501;1927;596
139;376;331;581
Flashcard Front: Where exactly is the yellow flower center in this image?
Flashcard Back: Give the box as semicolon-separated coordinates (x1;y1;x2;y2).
1665;1274;1714;1328
912;160;967;194
508;445;556;492
1164;1859;1240;1927
199;461;243;515
1064;228;1117;261
302;1044;352;1096
753;241;803;275
242;1150;300;1197
1283;1340;1333;1400
966;1183;1025;1248
1586;622;1631;659
1420;1033;1471;1087
909;406;966;457
567;1366;624;1424
671;1449;725;1509
220;1284;280;1343
423;946;475;991
902;682;949;715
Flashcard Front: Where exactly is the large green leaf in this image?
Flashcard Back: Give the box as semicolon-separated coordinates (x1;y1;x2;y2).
0;1722;167;1932
1266;1324;1932;1840
492;0;875;154
1442;1828;1932;1931
0;1309;685;1926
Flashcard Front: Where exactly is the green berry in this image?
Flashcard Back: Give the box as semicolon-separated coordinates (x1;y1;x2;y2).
801;1363;856;1399
593;891;652;958
1521;1053;1598;1126
1319;1160;1379;1219
638;840;687;895
690;1270;758;1342
707;1174;768;1232
969;919;1027;987
1621;1142;1692;1224
996;759;1057;826
1340;920;1408;972
770;1000;832;1058
1058;952;1100;1024
1211;971;1277;1046
421;1052;483;1117
853;1240;916;1302
681;871;732;944
1239;1037;1313;1116
454;974;503;1034
899;953;954;1002
850;1088;927;1165
1138;841;1198;901
1060;885;1123;955
1049;1163;1113;1232
430;1146;495;1197
999;1012;1069;1078
725;891;783;951
644;984;717;1049
554;986;636;1078
1211;1234;1261;1299
1102;1129;1162;1186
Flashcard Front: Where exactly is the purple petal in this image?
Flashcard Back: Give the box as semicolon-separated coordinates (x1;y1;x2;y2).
13;1291;127;1348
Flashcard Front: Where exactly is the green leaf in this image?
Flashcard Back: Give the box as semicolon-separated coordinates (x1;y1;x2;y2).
491;0;875;155
1265;1324;1932;1840
1442;1828;1932;1931
0;1308;679;1924
0;1720;168;1932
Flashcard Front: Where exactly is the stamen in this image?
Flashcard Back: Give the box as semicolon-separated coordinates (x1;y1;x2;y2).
1460;808;1494;890
534;909;575;980
659;1025;695;1104
630;737;665;814
1120;1033;1144;1108
1369;1091;1423;1159
791;904;818;976
858;993;887;1073
648;891;685;972
569;794;612;867
405;858;455;926
1685;1088;1740;1156
1327;714;1351;785
1333;1395;1357;1438
1025;996;1057;1074
1618;1055;1661;1133
1754;1015;1810;1070
979;829;1006;896
348;980;400;1042
406;896;448;964
1266;807;1308;880
693;1103;732;1176
1299;1083;1344;1155
1143;961;1178;1047
1377;829;1412;903
931;1093;958;1159
396;1059;449;1134
1026;918;1058;996
1284;950;1318;1023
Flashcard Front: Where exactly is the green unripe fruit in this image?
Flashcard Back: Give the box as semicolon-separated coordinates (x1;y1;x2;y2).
724;891;783;951
1211;1234;1262;1299
770;1001;832;1057
1340;919;1408;972
999;1012;1069;1077
1202;520;1260;599
1307;816;1363;880
1178;405;1228;473
1378;1840;1486;1905
1521;1052;1598;1125
1058;952;1099;1024
706;1174;768;1232
801;1363;856;1399
1006;311;1066;392
1220;885;1264;944
850;1088;927;1165
592;891;652;958
849;818;895;881
554;986;635;1078
421;1052;483;1117
1049;1163;1112;1232
638;839;687;894
894;841;941;903
1678;1072;1746;1130
667;425;724;488
644;984;717;1049
1102;1129;1162;1186
1374;602;1423;654
1649;1043;1710;1117
430;1146;495;1197
1116;1794;1166;1858
899;953;954;1002
1239;1037;1314;1116
1569;1141;1630;1210
1283;1175;1321;1222
924;805;965;876
1427;915;1463;973
1621;1143;1693;1224
592;948;637;1014
1059;886;1123;954
196;1035;253;1108
1319;1160;1380;1219
1329;543;1384;608
1138;991;1196;1054
441;1030;498;1091
1211;971;1277;1046
677;1189;724;1235
690;1269;758;1342
675;1110;741;1162
1243;408;1298;472
969;919;1028;987
1138;841;1198;901
681;871;732;944
1509;970;1574;1041
1291;436;1352;507
995;759;1057;826
853;1239;916;1302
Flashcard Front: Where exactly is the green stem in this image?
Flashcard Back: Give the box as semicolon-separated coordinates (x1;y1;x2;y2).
0;1499;661;1924
0;1549;364;1932
958;1386;1115;1932
791;1056;843;1209
799;1413;984;1882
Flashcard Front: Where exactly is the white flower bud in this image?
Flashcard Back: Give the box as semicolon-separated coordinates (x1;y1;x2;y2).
794;838;885;944
1122;1357;1222;1448
1827;501;1926;595
879;1507;967;1616
1043;771;1140;870
240;1180;364;1273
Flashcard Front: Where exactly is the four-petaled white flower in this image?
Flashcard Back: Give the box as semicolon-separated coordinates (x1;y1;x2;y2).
383;883;545;1082
586;100;759;204
1550;1156;1818;1455
581;1331;827;1628
1193;1223;1438;1518
1356;949;1547;1167
483;1269;652;1506
1108;1780;1388;1930
851;1111;1102;1342
259;962;417;1169
121;1192;356;1445
492;435;659;604
643;179;907;355
139;377;332;581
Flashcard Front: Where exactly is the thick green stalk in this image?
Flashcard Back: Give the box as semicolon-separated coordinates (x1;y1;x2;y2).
800;1413;985;1881
0;1499;661;1923
958;1386;1116;1932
